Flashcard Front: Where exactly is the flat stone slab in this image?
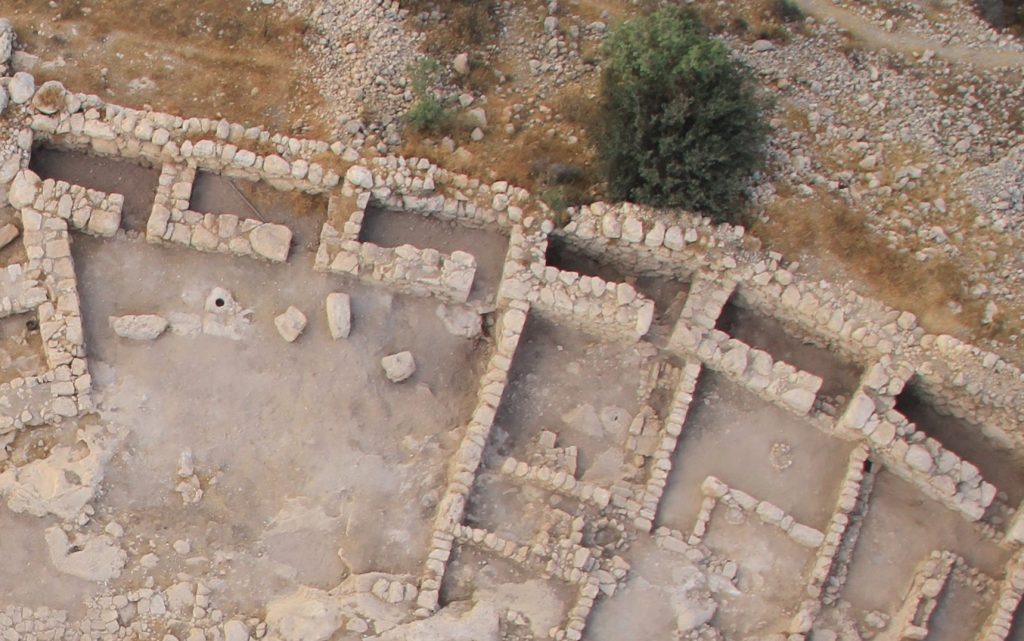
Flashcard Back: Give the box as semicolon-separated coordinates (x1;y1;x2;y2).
109;314;168;340
250;222;292;263
326;292;351;339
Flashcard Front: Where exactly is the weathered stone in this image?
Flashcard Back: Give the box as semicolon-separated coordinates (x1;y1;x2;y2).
8;71;34;104
31;79;66;114
110;314;168;341
87;208;121;237
905;444;934;473
0;222;18;250
345;165;374;189
8;169;40;209
436;303;481;338
263;154;290;176
274;306;307;343
249;223;292;262
382;351;416;383
325;292;352;339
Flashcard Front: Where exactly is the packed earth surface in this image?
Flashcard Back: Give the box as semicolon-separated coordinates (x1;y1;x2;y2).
1;2;1024;641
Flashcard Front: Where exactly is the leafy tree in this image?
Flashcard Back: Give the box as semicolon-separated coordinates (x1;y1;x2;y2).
598;8;770;222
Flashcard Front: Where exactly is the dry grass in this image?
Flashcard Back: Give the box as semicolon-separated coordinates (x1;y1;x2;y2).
405;0;500;57
752;190;984;338
3;0;327;137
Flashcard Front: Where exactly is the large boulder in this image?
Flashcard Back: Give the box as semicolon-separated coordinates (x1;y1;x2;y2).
109;314;168;340
275;306;307;342
249;222;292;262
8;169;40;209
345;165;374;190
381;351;415;383
8;71;34;104
31;80;66;114
325;292;351;339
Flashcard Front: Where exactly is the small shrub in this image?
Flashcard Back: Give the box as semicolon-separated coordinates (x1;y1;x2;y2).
405;96;451;133
597;8;770;222
403;58;452;134
774;0;804;23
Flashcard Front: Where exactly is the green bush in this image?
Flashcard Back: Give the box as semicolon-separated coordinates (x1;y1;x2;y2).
775;0;805;23
403;58;452;134
597;8;770;222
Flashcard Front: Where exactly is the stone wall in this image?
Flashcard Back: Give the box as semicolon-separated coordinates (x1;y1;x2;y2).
146;163;293;263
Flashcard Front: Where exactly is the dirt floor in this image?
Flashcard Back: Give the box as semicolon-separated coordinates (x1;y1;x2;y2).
716;297;864;402
703;513;812;637
840;470;1008;620
489;312;658;482
1;0;326;137
29;147;160;233
925;573;996;641
586;537;709;641
658;371;855;531
0;312;45;385
441;544;573;639
544;237;691;337
190;170;329;253
358;207;509;307
56;232;488;613
896;383;1024;506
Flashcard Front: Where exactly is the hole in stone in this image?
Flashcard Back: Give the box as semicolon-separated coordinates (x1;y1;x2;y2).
25;319;39;331
863;459;874;473
215;298;225;308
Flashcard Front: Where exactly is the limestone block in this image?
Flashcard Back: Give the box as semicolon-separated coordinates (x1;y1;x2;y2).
8;71;34;104
87;208;121;237
275;306;307;343
345;165;374;190
381;351;416;383
110;314;168;341
325;292;352;339
8;169;40;209
249;222;292;262
31;80;66;114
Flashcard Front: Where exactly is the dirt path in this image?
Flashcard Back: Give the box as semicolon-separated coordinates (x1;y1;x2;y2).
792;0;1024;69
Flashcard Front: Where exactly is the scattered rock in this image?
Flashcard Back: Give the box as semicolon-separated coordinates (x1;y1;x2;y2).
453;52;470;75
381;351;416;382
752;39;776;52
44;527;127;582
110;314;169;341
275;306;307;342
325;292;352;339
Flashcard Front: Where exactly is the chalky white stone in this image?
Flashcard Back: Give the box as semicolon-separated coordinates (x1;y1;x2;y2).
325;292;351;339
275;306;307;343
8;71;34;104
381;351;416;383
110;314;168;341
249;222;292;263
